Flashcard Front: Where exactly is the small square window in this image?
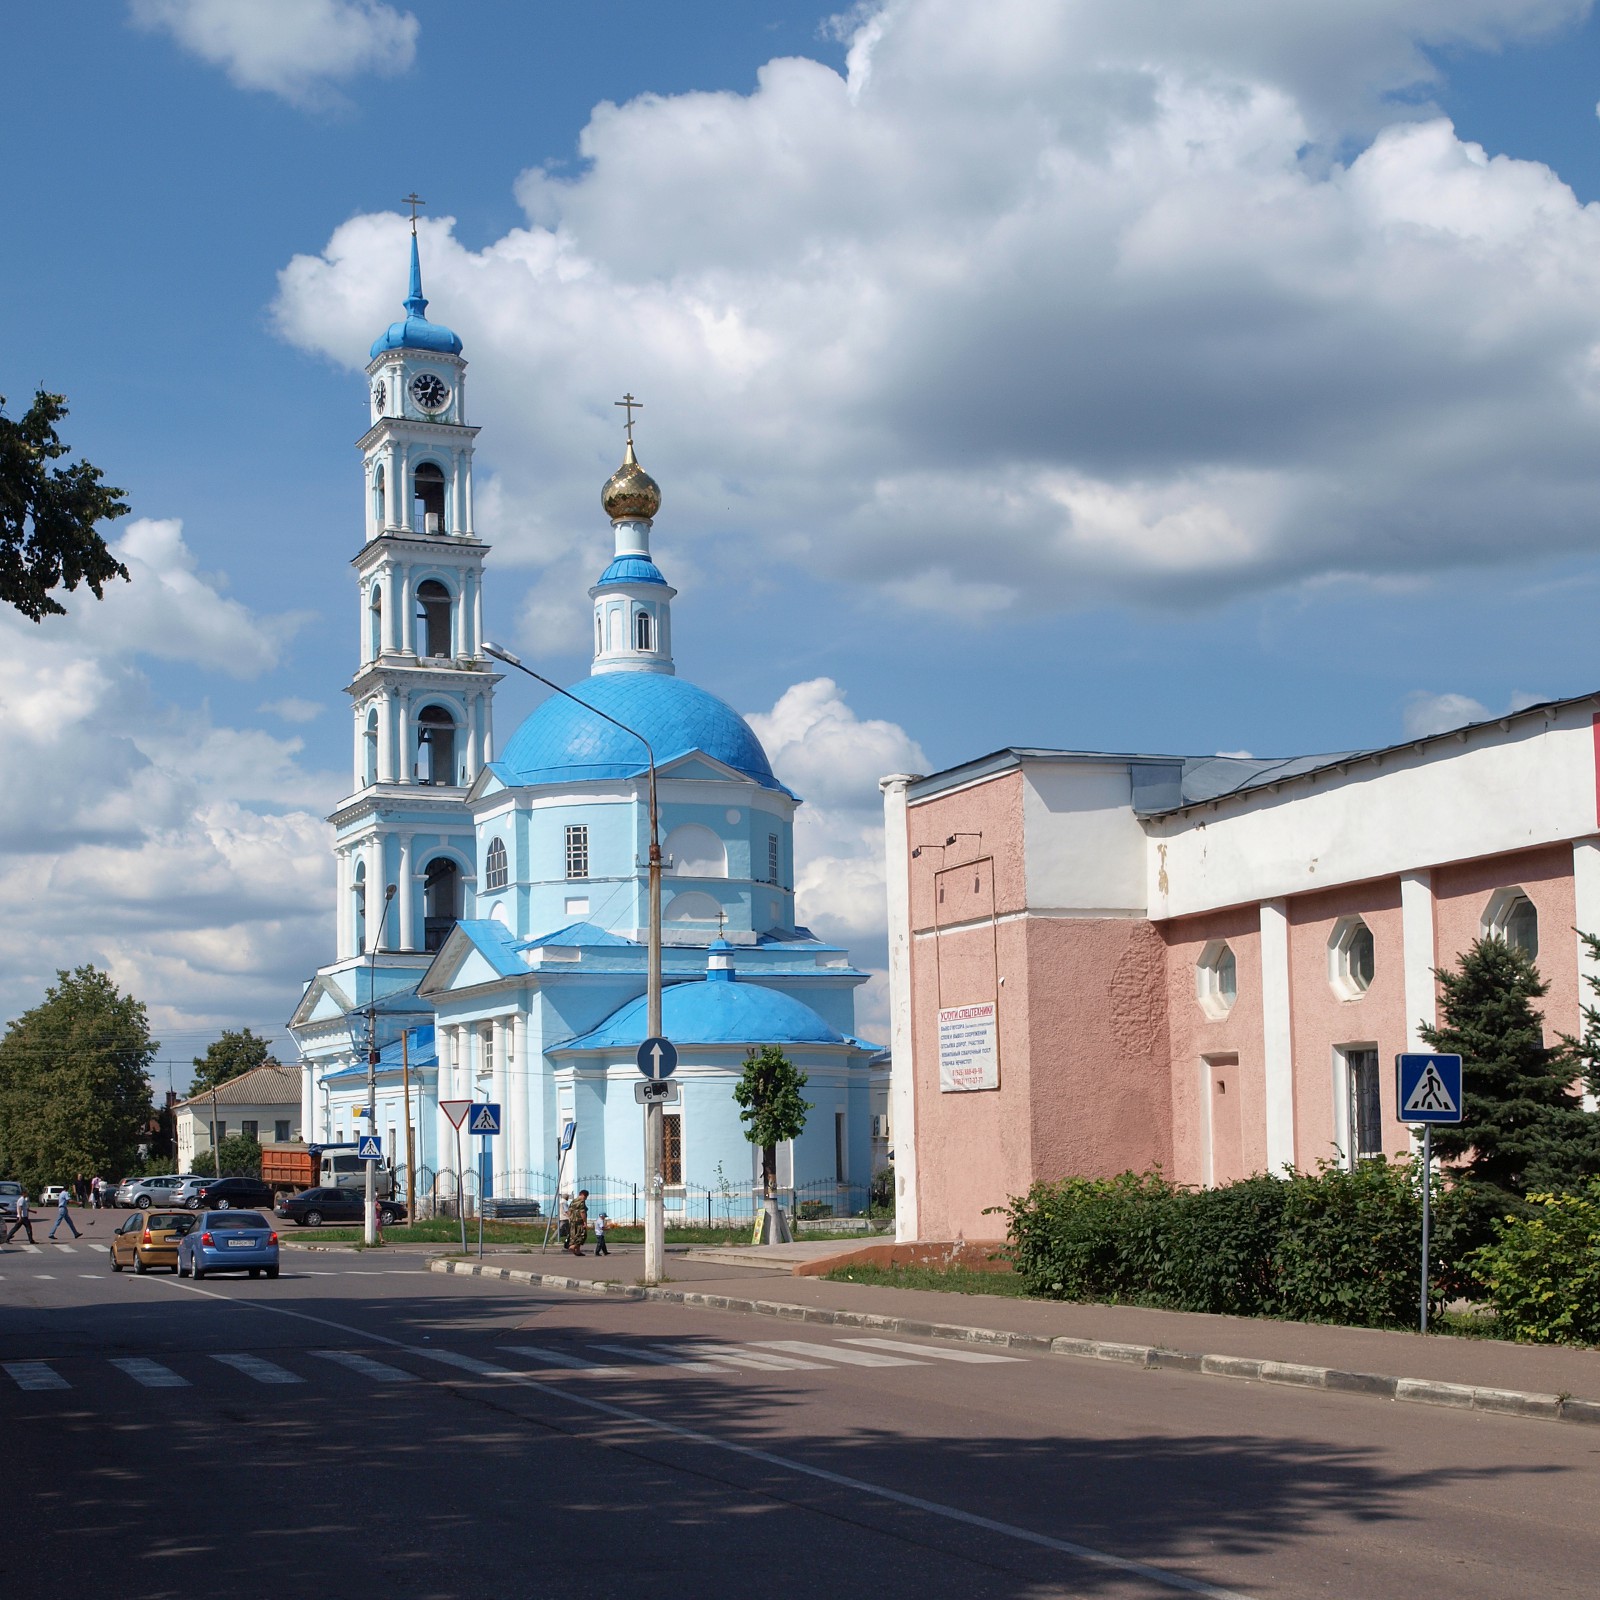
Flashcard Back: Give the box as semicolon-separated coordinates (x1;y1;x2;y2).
241;1120;258;1141
275;1120;290;1143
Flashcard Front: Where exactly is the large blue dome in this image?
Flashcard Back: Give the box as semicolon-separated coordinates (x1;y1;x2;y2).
369;233;463;360
498;673;790;793
557;970;846;1051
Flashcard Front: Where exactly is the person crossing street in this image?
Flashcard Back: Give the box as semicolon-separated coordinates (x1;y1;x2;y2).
48;1188;81;1240
4;1191;34;1245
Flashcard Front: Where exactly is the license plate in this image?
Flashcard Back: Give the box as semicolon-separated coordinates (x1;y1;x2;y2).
226;1238;254;1248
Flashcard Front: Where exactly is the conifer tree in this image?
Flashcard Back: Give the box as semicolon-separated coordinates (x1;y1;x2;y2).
1421;937;1598;1197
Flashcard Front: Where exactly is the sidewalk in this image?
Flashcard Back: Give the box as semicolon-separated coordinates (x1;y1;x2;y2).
425;1239;1600;1426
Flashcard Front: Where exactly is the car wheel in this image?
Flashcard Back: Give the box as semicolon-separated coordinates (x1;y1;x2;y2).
136;1195;151;1210
110;1248;122;1273
187;1197;200;1209
134;1253;147;1275
304;1211;322;1227
193;1266;205;1280
266;1265;279;1279
248;1268;260;1279
217;1197;231;1209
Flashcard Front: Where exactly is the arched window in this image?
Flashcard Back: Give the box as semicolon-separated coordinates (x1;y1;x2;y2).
369;585;383;660
485;836;508;892
423;857;461;951
416;579;452;659
634;609;654;651
665;890;724;923
413;462;446;533
352;862;368;953
664;824;728;878
417;704;458;785
596;613;604;655
371;464;386;529
1196;941;1237;1019
1484;889;1539;959
363;707;378;787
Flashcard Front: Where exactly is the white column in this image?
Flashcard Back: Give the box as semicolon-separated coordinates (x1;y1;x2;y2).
382;565;399;653
365;837;384;952
514;1010;532;1191
397;834;414;950
436;1027;457;1193
334;849;349;959
299;1062;314;1144
464;447;474;534
492;1019;510;1193
1401;871;1437;1053
1575;841;1600;1110
880;776;920;1242
1259;899;1296;1175
472;572;484;658
352;705;365;789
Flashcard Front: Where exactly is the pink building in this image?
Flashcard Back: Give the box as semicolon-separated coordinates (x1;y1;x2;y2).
881;695;1600;1243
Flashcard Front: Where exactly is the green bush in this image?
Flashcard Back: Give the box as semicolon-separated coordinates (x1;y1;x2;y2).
1004;1160;1458;1330
1469;1179;1600;1346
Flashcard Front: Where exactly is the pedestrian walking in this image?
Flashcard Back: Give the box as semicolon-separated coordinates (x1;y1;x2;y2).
48;1188;81;1240
566;1188;589;1255
91;1175;102;1210
5;1192;35;1245
593;1211;609;1256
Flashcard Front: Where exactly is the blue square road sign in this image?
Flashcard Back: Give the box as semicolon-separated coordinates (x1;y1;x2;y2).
356;1134;383;1160
1395;1053;1463;1124
469;1102;502;1136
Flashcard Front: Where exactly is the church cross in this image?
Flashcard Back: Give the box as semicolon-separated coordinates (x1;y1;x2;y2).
402;192;426;233
614;392;643;443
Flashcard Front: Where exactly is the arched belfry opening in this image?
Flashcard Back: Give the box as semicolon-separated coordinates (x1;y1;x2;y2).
363;707;378;786
414;462;446;533
423;857;461;951
417;704;458;784
417;580;453;659
352;860;368;952
369;585;383;660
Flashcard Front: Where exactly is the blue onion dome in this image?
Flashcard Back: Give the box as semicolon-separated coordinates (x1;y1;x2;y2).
595;553;667;587
369;233;463;360
560;970;847;1050
498;672;791;794
602;440;661;521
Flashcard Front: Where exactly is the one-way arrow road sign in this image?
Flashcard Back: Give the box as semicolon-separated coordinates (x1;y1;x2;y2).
1395;1053;1463;1124
469;1102;502;1136
636;1036;678;1080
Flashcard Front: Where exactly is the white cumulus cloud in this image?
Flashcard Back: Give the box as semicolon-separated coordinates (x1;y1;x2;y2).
130;0;417;108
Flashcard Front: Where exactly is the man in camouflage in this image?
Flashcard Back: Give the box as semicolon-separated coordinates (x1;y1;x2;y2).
566;1188;589;1255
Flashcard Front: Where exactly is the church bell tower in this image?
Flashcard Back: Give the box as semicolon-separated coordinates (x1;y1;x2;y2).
331;216;499;964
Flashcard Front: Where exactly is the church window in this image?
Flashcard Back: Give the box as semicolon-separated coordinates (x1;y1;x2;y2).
565;825;590;880
417;580;452;658
767;833;780;885
1484;889;1539;959
662;1112;683;1187
485;836;508;891
353;863;368;953
634;609;653;651
596;614;604;655
413;462;446;533
363;708;378;786
369;586;383;660
1329;917;1375;999
417;705;458;784
423;857;461;952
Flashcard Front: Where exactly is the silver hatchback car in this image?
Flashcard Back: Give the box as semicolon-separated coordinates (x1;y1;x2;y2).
117;1175;185;1210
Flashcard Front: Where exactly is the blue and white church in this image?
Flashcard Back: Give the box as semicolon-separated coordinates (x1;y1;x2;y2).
289;235;883;1214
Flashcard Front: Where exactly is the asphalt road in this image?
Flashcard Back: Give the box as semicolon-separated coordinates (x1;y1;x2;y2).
1;1234;1596;1600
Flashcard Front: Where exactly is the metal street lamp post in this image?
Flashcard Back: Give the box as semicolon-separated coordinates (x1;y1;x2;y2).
365;882;398;1247
483;641;666;1284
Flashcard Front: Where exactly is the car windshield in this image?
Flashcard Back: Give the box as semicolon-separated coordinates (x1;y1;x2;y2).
0;1182;20;1196
146;1214;190;1230
205;1212;268;1229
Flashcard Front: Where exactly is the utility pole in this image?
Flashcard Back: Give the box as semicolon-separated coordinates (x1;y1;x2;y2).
365;883;398;1246
209;1086;220;1177
401;1027;416;1226
483;640;666;1283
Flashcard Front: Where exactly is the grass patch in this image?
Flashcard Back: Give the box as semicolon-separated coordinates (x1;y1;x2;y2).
286;1218;548;1246
822;1263;1034;1297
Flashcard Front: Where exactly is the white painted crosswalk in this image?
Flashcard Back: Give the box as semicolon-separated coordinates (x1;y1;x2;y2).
0;1334;1025;1399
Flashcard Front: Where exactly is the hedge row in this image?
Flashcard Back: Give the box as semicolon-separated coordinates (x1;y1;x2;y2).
1473;1180;1600;1346
1002;1161;1455;1330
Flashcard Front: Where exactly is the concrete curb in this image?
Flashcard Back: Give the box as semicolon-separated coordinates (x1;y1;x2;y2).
427;1257;1600;1428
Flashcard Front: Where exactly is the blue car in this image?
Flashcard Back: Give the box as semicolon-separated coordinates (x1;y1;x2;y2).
177;1210;280;1280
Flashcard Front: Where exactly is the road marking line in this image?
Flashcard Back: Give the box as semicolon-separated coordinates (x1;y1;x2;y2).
840;1337;1022;1364
3;1361;69;1391
21;1244;42;1254
754;1340;927;1368
50;1242;79;1252
79;1273;98;1279
312;1350;416;1383
672;1346;825;1371
111;1358;189;1388
590;1342;736;1373
499;1345;628;1374
213;1354;303;1385
137;1274;1249;1599
35;1274;56;1281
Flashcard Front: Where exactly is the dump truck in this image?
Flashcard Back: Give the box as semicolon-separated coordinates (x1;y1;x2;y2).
262;1141;394;1199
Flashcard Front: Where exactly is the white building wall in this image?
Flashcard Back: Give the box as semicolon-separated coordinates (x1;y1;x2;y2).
1021;763;1149;914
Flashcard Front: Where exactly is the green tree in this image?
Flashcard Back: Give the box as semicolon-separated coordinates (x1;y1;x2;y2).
190;1027;276;1096
189;1133;263;1180
0;390;129;621
1420;937;1599;1198
0;966;156;1190
732;1045;812;1199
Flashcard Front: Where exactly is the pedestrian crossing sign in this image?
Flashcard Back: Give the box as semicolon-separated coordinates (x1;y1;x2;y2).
470;1102;501;1136
1395;1053;1463;1124
356;1135;383;1160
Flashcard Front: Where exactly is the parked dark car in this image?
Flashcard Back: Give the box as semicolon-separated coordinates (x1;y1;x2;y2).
190;1176;274;1211
275;1186;407;1228
177;1211;279;1279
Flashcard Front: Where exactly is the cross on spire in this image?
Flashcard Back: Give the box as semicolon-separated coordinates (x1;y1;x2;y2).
614;392;643;444
402;192;426;233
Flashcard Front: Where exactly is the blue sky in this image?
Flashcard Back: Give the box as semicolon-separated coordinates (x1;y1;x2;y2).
5;0;1600;1059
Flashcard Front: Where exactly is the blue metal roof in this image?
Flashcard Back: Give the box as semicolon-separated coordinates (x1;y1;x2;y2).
499;672;791;793
370;233;463;359
554;966;848;1051
524;921;638;949
452;919;528;978
321;1022;437;1082
595;555;667;588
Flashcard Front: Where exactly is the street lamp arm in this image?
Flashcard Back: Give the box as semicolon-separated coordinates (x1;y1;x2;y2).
482;641;656;775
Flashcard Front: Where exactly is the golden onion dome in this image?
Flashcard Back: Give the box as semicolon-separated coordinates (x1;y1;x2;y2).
601;439;661;521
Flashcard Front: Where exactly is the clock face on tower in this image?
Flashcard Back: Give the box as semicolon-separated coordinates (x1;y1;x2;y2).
409;372;450;413
372;380;386;411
